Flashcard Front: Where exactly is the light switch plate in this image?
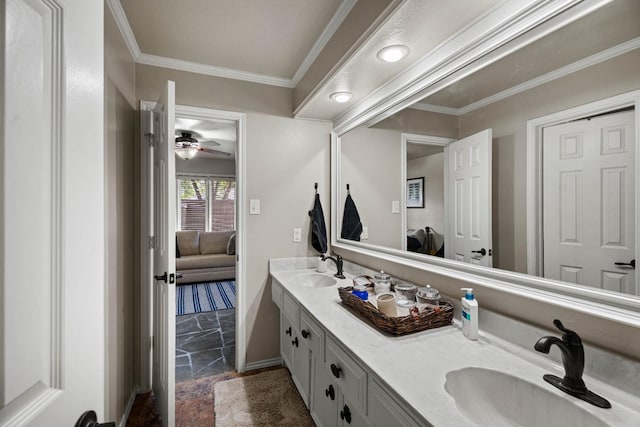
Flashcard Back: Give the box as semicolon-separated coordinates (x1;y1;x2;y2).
293;228;302;242
361;226;368;240
391;200;400;214
250;199;260;215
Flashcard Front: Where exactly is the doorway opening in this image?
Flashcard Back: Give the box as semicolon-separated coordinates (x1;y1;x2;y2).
172;108;243;386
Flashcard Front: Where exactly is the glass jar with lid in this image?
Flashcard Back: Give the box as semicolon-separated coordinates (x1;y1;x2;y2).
373;270;391;294
416;285;441;306
394;282;417;307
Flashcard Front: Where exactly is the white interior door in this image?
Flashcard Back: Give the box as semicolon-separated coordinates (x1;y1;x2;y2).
152;81;177;426
543;110;635;293
1;0;108;425
445;129;493;267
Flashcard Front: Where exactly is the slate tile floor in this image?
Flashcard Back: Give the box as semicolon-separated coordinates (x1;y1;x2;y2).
175;308;235;383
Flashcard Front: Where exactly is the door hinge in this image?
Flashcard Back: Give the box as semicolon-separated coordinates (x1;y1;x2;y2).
145;131;156;148
149;235;156;250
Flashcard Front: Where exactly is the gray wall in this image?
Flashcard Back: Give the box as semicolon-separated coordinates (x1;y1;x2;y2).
407;152;444;234
104;5;139;423
135;64;332;365
340;127;402;248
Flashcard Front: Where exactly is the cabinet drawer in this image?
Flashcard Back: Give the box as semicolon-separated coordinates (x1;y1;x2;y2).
301;310;324;358
325;336;367;414
283;293;301;330
271;279;284;310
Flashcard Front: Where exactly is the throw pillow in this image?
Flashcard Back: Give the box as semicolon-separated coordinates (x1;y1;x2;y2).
227;232;236;255
176;230;200;256
200;231;234;255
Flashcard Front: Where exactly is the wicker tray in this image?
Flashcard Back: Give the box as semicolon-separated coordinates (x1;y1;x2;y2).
337;286;453;336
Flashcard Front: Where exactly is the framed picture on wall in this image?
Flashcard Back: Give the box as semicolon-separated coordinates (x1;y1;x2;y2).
407;177;424;208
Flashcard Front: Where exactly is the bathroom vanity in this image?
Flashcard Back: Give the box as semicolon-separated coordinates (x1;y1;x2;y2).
270;258;640;427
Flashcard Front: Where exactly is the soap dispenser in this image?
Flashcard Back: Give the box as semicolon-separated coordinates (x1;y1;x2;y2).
460;288;478;340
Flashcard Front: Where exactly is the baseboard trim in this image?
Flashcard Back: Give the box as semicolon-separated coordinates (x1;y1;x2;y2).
244;357;282;372
119;386;141;427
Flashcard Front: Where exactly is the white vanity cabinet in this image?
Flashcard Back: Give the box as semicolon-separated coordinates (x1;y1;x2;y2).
273;280;323;408
272;274;424;426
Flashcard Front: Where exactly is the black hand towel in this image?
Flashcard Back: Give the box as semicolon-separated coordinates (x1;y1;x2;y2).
341;193;362;241
310;193;328;254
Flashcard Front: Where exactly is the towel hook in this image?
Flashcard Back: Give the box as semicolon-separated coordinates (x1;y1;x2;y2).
346;183;350;193
314;182;318;193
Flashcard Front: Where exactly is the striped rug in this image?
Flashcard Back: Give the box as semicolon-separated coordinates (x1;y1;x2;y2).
176;281;236;315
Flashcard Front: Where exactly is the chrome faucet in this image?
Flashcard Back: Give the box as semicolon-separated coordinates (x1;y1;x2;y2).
534;319;610;408
321;254;345;279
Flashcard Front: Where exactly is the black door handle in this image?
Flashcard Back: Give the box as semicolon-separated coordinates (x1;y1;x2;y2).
291;337;299;347
615;259;635;269
471;248;487;256
75;410;115;427
301;329;310;339
154;272;167;282
285;326;292;336
330;363;342;378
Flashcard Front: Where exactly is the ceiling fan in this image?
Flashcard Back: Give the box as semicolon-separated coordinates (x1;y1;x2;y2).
174;131;231;160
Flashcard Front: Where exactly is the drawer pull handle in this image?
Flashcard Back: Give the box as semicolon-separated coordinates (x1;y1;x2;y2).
325;384;335;400
340;405;352;424
330;363;342;378
291;337;299;348
301;329;310;339
285;327;292;336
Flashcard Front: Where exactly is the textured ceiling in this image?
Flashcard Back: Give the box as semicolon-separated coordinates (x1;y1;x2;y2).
120;0;344;79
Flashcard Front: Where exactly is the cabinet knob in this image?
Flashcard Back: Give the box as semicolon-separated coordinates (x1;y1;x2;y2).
285;326;292;336
325;384;335;401
291;337;299;347
330;363;342;378
340;405;352;424
301;329;310;339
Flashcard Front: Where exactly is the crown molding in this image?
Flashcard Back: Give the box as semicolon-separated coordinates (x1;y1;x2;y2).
108;0;355;89
410;36;640;117
136;53;295;88
332;0;611;134
105;0;141;60
291;0;357;85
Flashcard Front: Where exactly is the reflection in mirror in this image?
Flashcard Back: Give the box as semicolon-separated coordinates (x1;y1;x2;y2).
337;0;640;297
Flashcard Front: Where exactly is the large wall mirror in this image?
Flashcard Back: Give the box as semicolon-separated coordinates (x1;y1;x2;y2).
336;0;640;306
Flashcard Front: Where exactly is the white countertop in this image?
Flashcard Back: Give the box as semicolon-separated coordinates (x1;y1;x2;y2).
270;263;640;427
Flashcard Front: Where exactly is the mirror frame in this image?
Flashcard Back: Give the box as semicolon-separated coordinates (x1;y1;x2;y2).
330;0;640;327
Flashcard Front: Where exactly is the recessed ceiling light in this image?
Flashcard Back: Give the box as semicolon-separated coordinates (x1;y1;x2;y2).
330;92;353;103
377;45;410;63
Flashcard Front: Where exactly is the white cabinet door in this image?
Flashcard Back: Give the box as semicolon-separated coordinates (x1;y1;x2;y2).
338;394;368;427
312;359;338;427
369;378;425;427
292;332;312;407
280;312;294;369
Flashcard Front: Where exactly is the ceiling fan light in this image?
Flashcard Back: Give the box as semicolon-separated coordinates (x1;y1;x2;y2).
330;92;353;103
175;146;199;160
377;45;410;63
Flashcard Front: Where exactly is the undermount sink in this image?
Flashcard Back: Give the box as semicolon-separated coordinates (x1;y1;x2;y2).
445;367;608;427
295;272;337;288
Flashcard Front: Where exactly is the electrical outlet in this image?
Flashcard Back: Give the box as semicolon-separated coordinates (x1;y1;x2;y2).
361;226;368;240
293;228;302;242
391;200;400;213
249;199;260;215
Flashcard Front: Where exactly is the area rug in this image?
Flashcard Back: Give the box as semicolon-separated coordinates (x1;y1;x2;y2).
214;368;314;427
176;281;236;315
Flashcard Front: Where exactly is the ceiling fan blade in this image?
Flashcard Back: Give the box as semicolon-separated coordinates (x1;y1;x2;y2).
200;147;232;157
198;139;221;146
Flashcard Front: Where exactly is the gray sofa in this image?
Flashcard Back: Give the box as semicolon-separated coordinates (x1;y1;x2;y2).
176;230;236;284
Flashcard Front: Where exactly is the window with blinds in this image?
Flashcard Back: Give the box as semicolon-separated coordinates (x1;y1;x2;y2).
176;176;236;232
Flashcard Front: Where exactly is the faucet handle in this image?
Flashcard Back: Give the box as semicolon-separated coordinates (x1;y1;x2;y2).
553;319;582;345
